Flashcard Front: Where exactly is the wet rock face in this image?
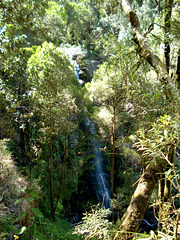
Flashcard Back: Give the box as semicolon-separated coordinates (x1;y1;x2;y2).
88;60;101;80
61;45;101;83
79;66;91;83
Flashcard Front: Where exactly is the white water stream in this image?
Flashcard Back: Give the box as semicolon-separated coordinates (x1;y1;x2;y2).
63;46;110;208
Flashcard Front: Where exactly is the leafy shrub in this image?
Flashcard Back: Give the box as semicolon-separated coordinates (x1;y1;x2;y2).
0;140;41;239
24;217;83;240
74;204;112;240
0;140;28;238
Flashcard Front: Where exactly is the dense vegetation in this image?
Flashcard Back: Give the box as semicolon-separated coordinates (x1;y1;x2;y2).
0;0;179;239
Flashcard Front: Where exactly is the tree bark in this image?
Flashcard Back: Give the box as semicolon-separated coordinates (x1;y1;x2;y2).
176;48;180;89
121;0;175;97
158;174;165;201
110;104;116;222
114;1;177;239
159;145;175;204
159;174;171;203
48;134;55;222
114;160;166;240
164;0;173;73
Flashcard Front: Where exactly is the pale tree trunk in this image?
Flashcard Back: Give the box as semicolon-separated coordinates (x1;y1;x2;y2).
177;48;180;88
113;0;177;239
159;0;173;206
164;0;173;73
120;0;175;95
114;156;172;240
48;133;55;222
114;161;160;239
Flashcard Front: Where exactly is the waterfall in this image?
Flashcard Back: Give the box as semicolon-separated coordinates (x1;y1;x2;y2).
87;120;110;208
93;144;110;208
62;45;84;84
73;60;80;81
63;46;110;208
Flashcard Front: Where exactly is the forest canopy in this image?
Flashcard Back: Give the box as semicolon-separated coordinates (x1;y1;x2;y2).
0;0;179;240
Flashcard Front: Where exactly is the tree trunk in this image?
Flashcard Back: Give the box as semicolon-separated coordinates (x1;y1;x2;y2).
48;135;55;222
121;0;175;96
115;1;177;238
110;105;116;222
114;160;165;240
158;174;165;201
164;177;171;202
159;145;174;204
164;0;173;73
176;48;180;88
159;174;171;203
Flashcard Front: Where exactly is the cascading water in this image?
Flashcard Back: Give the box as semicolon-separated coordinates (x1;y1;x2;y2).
73;60;80;81
86;110;110;209
62;45;84;85
92;142;110;208
63;46;110;208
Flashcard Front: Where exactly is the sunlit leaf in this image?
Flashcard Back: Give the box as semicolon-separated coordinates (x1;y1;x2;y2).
15;226;27;235
32;208;44;217
14;198;24;205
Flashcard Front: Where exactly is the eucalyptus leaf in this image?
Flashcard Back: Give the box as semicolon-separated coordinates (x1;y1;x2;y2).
30;191;40;199
27;197;34;202
14;197;24;205
15;212;26;222
32;208;44;218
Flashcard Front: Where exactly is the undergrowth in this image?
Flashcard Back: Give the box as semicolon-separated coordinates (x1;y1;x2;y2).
23;217;83;240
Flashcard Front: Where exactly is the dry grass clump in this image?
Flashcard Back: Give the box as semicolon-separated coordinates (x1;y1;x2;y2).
0;139;28;216
0;139;41;239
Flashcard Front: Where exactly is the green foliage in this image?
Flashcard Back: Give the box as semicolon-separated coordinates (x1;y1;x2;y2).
42;1;68;45
155;201;180;239
0;214;14;240
0;0;47;150
27;41;78;92
0;0;47;28
63;1;92;45
74;204;112;240
15;212;26;222
26;41;86;220
15;226;27;235
25;217;83;240
132;0;158;30
31;208;44;218
111;169;138;219
27;41;80;135
119;145;140;168
0;141;42;239
135;115;180;167
0;0;179;238
85;58;129;139
33;147;84;218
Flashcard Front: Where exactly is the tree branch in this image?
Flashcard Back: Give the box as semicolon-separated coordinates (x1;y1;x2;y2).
121;0;175;98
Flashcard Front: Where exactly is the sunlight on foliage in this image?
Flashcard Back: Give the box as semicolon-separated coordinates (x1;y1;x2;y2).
73;205;112;240
135;115;180;168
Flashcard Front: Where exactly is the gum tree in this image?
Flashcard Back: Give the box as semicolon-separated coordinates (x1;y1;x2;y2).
113;0;180;239
27;42;81;221
0;0;48;158
85;57;130;221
